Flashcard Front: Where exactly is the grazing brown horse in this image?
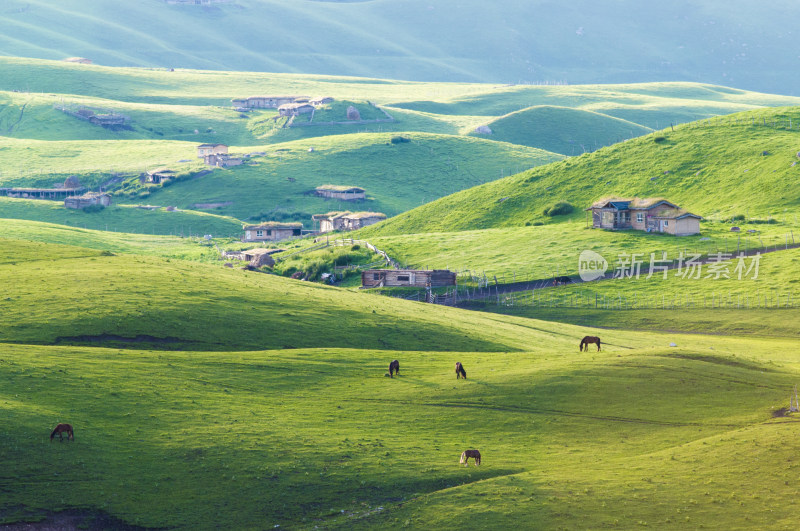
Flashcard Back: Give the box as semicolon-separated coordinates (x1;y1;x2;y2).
455;362;467;379
552;275;573;286
389;359;400;378
460;449;481;466
50;423;74;442
580;336;601;352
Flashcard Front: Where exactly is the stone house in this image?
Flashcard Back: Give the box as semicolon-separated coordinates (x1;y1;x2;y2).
587;197;701;236
278;103;315;117
197;143;228;158
312;211;386;233
242;222;303;242
145;168;176;184
204;153;242;168
64;192;112;209
231;96;310;109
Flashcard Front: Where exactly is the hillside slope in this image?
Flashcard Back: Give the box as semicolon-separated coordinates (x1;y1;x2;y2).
365;106;800;235
0;233;584;352
469;105;652;155
1;1;800;94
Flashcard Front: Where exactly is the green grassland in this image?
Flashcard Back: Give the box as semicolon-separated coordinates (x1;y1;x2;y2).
464;246;800;337
3;230;800;528
4;59;800;234
363;215;800;279
366;105;800;238
0;219;227;260
0;198;243;237
468;105;653;155
0;136;203;188
3;1;800;95
147;133;560;222
0;235;581;352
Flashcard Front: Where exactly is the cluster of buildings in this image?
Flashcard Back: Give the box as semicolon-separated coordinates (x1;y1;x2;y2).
230;95;334;117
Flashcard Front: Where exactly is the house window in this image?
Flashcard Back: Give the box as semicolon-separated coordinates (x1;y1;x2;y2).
664;221;669;226
267;230;272;236
397;275;410;282
636;213;643;223
256;230;263;237
373;273;381;280
293;229;301;236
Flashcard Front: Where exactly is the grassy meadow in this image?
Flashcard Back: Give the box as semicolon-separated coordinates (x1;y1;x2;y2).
3;58;800;233
3;320;800;528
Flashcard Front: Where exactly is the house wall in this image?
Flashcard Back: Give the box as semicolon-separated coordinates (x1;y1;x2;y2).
330;191;366;200
198;145;228;157
631;210;647;230
319;219;336;233
361;270;456;288
244;227;301;242
674;217;700;236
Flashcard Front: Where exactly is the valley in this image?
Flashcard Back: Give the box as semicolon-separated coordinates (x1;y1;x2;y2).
3;34;800;529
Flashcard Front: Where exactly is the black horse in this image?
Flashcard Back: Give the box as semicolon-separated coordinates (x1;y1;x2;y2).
455;362;467;379
389;359;400;378
553;275;573;286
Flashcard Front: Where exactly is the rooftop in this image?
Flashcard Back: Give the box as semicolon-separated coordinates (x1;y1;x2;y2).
243;222;303;230
316;185;365;193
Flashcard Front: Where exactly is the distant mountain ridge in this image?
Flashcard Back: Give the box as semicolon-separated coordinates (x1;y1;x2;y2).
1;0;799;94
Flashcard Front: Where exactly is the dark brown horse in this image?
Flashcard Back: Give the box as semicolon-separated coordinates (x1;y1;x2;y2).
455;362;467;379
460;449;481;466
580;336;601;352
389;359;400;378
50;423;74;442
552;275;573;286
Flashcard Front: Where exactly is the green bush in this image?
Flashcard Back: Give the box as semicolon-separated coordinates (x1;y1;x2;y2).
82;204;105;213
543;201;574;217
390;136;410;144
732;214;745;221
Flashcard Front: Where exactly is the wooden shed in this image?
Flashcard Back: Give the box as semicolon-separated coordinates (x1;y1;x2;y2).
361;269;456;289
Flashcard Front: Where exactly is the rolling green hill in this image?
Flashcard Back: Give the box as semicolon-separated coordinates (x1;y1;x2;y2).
3;229;800;528
2;1;800;95
0;234;575;352
366;105;800;237
4;58;800;233
468;105;653;155
4;340;799;529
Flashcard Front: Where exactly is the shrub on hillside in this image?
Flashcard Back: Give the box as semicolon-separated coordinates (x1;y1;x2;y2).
543;201;574;217
81;204;105;213
390;136;410;144
732;214;745;221
653;136;667;143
